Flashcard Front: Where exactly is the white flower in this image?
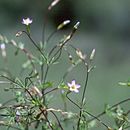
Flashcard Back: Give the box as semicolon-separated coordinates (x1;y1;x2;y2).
0;43;5;50
0;43;6;57
22;18;32;26
67;80;81;93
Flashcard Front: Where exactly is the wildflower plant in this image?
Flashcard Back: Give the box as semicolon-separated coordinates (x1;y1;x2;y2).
0;1;130;130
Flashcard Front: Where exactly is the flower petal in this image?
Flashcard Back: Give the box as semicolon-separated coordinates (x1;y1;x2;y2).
67;80;80;93
76;84;80;88
74;89;79;93
71;80;76;85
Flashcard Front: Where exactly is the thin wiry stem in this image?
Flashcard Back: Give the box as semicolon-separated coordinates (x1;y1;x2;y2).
46;30;57;44
48;45;58;58
66;93;110;129
41;64;49;105
68;44;92;130
40;8;49;93
77;62;89;130
49;44;63;64
44;87;58;96
22;31;47;62
41;64;44;82
83;110;110;129
0;75;22;88
39;107;54;130
41;64;49;103
48;23;78;64
51;48;63;64
42;8;49;47
9;40;38;76
124;125;130;129
50;110;64;130
80;63;89;106
88;98;130;123
66;92;81;109
2;98;16;106
62;59;82;82
0;122;21;130
43;64;49;84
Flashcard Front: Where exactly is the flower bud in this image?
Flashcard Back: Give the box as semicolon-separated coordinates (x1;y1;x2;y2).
48;0;60;10
74;22;80;30
90;49;96;61
16;31;23;37
57;20;70;30
76;49;86;60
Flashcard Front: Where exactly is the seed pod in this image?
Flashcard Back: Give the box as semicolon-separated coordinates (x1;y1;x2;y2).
57;20;70;30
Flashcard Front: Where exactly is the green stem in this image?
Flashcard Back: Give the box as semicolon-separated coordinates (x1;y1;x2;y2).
22;31;47;62
77;62;89;130
88;98;130;123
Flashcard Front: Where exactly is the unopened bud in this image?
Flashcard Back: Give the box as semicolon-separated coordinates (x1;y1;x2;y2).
118;82;127;86
71;22;80;35
57;20;70;30
16;31;23;37
107;127;113;130
69;54;72;61
74;22;80;30
48;0;60;10
76;49;86;60
11;40;17;46
90;49;95;61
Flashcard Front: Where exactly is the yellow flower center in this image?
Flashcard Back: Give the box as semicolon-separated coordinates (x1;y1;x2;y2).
71;85;75;90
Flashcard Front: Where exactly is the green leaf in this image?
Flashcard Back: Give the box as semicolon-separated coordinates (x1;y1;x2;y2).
58;82;68;89
41;81;53;89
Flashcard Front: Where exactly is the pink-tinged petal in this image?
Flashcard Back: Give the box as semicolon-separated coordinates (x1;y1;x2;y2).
71;80;76;85
67;83;72;87
67;80;81;93
76;84;80;88
74;89;79;93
